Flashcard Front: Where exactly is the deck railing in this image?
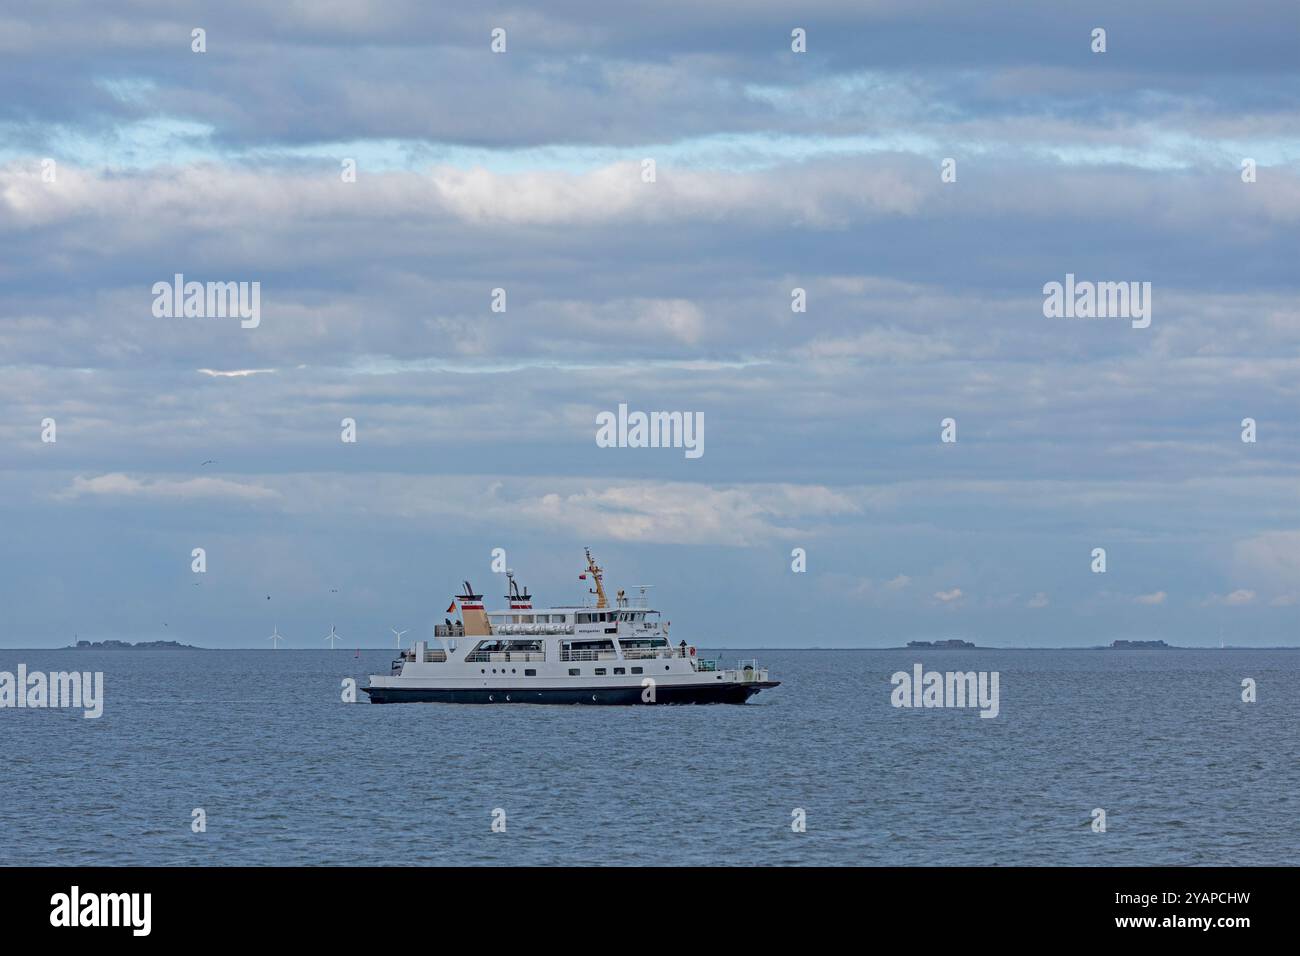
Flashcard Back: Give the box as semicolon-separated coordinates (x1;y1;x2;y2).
619;646;669;660
492;624;574;635
465;650;545;663
559;648;618;662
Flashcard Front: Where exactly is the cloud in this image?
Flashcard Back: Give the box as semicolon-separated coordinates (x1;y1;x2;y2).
472;480;860;546
1026;592;1049;608
1205;589;1256;606
198;368;277;377
1134;591;1168;605
933;588;963;603
57;473;279;502
1232;531;1300;589
50;472;861;546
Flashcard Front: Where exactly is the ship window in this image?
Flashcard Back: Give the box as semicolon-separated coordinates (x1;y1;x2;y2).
631;667;643;674
554;614;566;623
613;667;625;675
525;669;536;676
594;668;607;676
568;668;580;676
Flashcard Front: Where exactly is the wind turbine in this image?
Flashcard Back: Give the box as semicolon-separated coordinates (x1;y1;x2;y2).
325;624;342;649
268;625;284;650
391;627;409;649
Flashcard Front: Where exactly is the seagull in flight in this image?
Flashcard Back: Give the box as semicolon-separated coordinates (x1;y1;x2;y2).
200;459;217;466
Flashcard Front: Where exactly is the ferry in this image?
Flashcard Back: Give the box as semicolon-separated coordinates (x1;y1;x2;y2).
363;550;778;705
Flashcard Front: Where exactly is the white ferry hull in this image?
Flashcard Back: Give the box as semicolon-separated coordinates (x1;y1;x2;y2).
362;680;777;705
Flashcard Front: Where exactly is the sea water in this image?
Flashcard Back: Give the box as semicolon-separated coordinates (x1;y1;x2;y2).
0;648;1295;866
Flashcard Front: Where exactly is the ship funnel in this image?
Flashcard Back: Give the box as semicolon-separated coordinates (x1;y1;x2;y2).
457;581;490;636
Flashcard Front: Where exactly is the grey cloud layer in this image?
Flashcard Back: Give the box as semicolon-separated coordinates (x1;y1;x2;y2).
1;2;1297;645
4;1;1299;149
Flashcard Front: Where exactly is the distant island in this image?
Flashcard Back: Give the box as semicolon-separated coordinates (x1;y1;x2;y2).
70;639;202;650
1106;639;1173;649
907;639;978;649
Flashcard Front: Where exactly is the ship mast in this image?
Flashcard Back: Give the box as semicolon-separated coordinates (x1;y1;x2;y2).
505;570;532;609
583;547;608;609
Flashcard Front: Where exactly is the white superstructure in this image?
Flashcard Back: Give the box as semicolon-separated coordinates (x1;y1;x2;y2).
363;550;777;705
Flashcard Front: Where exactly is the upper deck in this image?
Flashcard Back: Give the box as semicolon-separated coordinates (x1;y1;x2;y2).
435;599;665;640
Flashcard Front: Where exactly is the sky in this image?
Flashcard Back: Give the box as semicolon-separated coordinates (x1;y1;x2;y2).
1;1;1298;648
